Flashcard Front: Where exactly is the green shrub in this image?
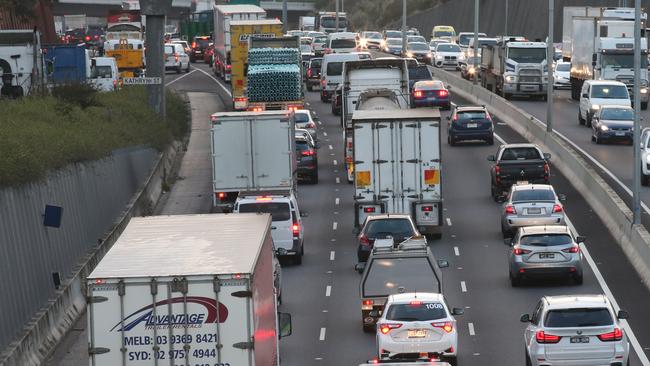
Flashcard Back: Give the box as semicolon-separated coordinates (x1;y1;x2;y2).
0;86;189;187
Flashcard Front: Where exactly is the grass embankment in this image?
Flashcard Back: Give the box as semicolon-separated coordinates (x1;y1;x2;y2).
0;85;189;187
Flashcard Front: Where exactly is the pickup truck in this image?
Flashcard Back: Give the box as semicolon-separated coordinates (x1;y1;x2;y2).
488;143;551;200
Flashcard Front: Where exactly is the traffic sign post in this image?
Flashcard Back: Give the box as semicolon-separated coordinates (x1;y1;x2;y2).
122;77;162;85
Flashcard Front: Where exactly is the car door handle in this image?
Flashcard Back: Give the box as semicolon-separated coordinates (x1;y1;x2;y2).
271;226;277;230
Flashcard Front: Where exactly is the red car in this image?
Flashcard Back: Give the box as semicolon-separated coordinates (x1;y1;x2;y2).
203;43;214;67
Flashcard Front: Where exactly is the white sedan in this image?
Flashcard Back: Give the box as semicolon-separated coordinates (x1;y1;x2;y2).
376;293;462;366
164;43;190;74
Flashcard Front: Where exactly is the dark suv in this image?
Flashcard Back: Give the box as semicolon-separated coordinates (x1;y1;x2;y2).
295;134;319;184
306;57;322;92
447;105;494;145
356;214;420;262
190;35;211;62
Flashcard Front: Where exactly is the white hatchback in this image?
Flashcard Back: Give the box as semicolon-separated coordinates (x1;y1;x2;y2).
376;293;463;366
521;295;630;366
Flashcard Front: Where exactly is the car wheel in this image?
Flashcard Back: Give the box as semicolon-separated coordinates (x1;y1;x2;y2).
363;324;375;333
642;174;649;187
578;110;585;125
185;64;190;73
643;102;648;110
595;134;602;144
307;83;313;92
176;64;182;74
525;350;532;366
586;113;593;127
448;135;455;146
573;273;583;285
311;172;319;184
294;252;303;265
445;356;458;366
320;92;327;102
510;272;522;287
487;136;494;145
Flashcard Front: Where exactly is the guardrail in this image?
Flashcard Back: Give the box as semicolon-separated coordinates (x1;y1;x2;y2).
433;68;650;291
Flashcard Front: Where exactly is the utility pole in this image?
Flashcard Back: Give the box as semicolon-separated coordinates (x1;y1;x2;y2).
282;0;288;33
546;0;554;133
633;0;642;224
140;0;172;119
473;0;478;84
402;0;407;54
335;0;339;33
342;0;345;13
505;0;508;36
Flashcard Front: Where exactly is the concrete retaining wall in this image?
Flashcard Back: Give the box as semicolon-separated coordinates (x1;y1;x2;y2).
433;67;650;290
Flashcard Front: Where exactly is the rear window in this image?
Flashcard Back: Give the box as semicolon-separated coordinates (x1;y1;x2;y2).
544;308;613;328
363;257;440;297
237;202;290;222
164;45;175;54
386;302;447;321
409;66;432;80
520;234;573;247
387;39;402;46
500;147;542;161
385;31;402;38
511;189;555;202
331;39;356;49
294;112;310;123
326;62;343;76
295;140;311;151
555;63;570;72
194;37;210;47
310;59;322;68
363;218;415;238
457;111;488;120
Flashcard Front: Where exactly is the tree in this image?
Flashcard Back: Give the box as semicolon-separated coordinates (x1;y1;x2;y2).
0;0;38;19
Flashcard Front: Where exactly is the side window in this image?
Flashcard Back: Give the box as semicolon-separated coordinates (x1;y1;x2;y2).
642;130;650;148
581;83;589;96
531;300;544;325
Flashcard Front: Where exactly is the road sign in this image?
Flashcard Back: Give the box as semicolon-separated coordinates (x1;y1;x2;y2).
122;77;162;85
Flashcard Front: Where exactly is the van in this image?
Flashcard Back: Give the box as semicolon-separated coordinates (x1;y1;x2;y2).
234;192;305;264
579;80;631;126
88;57;119;92
326;32;359;54
431;25;456;42
320;51;371;101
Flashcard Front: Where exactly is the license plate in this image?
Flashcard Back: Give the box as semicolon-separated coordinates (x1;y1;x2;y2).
466;123;478;128
616;132;626;136
539;253;555;259
570;336;590;343
527;208;541;214
407;329;427;338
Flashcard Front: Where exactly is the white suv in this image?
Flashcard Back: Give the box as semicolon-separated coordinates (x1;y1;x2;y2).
578;80;630;127
234;192;304;264
376;292;463;366
641;127;650;186
521;295;630;366
164;43;190;74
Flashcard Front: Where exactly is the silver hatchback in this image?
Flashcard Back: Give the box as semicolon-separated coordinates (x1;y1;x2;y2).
507;225;584;286
500;183;566;238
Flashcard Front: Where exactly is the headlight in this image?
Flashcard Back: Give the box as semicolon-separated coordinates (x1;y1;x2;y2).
642;87;648;94
436;55;443;60
458;54;466;61
406;52;414;58
646;155;650;164
468;67;476;74
426;53;432;58
600;125;609;131
591;104;600;110
505;75;517;83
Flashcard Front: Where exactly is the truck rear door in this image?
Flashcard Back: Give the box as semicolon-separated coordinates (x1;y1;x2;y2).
251;115;295;189
212;117;254;191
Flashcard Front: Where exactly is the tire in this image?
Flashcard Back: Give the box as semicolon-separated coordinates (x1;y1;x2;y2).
586;113;593;128
363;324;375;333
176;64;182;74
525;350;532;366
643;102;648;110
510;272;522;287
642;174;649;187
487;136;495;145
185;64;190;73
307;83;313;92
595;134;602;144
573;273;583;285
501;224;512;239
578;110;585;125
320;92;327;102
448;135;455;146
445;356;458;366
294;247;303;265
311;172;319;184
491;185;500;201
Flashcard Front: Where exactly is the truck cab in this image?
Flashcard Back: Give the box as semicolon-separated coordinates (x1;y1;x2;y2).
88;57;119;91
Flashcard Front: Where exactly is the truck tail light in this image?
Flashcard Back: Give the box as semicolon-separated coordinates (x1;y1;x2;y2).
536;331;561;344
562;245;580;254
597;328;622;342
513;247;531;255
505;205;516;214
421;206;433;212
438;90;449;97
251;107;264;112
495;165;501;184
292;224;300;236
362;299;374;310
192;41;197;48
379;323;401;334
301;150;316;156
363;207;376;213
85;35;91;41
217;192;226;201
288;105;299;111
552;204;563;213
307;68;313;77
432;321;453;333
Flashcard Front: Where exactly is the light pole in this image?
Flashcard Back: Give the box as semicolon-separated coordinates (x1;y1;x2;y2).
473;0;478;85
546;0;554;133
505;0;508;36
402;0;407;54
633;0;642;224
282;0;288;33
335;0;339;33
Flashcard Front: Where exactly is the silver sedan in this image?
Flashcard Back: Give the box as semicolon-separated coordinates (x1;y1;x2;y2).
507;225;584;286
500;183;566;238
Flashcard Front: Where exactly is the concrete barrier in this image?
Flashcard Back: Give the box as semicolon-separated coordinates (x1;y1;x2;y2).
0;141;182;366
433;68;650;290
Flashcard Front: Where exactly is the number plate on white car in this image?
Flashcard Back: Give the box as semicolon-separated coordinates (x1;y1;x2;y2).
539;253;555;259
407;329;427;338
570;336;590;343
466;123;478;128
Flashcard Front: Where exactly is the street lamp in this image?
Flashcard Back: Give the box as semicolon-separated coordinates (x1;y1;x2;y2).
473;0;478;85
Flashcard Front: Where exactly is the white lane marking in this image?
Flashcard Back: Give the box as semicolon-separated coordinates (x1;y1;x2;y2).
446;218;452;226
497;122;507;125
454;246;460;256
335;177;340;184
494;133;506;144
329;144;333;150
323;131;328;137
165;69;197;86
468;322;476;336
333;160;338;165
460;281;467;293
330;251;335;260
319;327;326;341
318;120;322;125
192;66;232;96
335;197;340;205
332;222;338;230
325;285;332;297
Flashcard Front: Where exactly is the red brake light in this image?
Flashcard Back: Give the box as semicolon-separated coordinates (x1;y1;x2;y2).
409;300;423;305
94;35;99;39
251;107;264;112
192;42;197;48
495;165;501;174
438;90;449;97
363;207;376;213
359;234;370;245
432;321;454;333
421;206;433;212
85;35;90;41
305;121;316;129
562;245;580;254
598;328;622;342
292;224;300;235
301;150;316;156
362;299;374;306
217;192;226;200
552;204;563;213
307;68;313;77
536;330;561;344
414;90;423;98
505;205;516;214
379;323;402;334
288;105;299;111
513;247;532;255
226;64;232;70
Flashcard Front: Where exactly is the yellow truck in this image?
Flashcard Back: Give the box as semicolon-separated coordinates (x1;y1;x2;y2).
229;19;283;110
104;38;144;78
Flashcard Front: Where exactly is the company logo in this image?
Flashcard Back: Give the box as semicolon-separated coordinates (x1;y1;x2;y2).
111;297;228;332
239;33;277;42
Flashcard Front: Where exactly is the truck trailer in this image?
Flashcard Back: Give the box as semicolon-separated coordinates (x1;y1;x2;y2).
352;109;443;237
86;214;292;366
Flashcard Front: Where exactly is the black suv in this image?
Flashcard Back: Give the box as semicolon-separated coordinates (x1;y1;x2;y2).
447;105;494;145
295;134;319;184
306;57;322;92
190;35;211;62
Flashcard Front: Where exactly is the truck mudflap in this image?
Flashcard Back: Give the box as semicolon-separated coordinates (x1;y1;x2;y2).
354;201;386;228
411;201;443;236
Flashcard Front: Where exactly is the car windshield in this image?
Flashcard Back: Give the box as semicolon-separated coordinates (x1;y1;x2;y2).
326;61;343;75
512;189;555;202
500;147;542;161
237;202;290;222
409;43;429;51
520;234;573;247
591;85;629;99
409;66;432;80
387;39;402;46
331;39;356;48
386;302;447;321
363;257;440;297
385;31;402;38
364;218;415;238
408;36;426;43
294;112;310;123
457;111;488;120
321;17;347;28
507;47;546;63
90;66;112;79
600;108;634;120
458;33;486;46
555;63;570;72
602;53;648;69
366;32;382;39
434;31;454;37
437;44;461;52
544;308;613;327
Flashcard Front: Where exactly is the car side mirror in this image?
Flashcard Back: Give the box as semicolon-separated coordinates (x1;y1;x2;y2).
355;262;366;274
503;238;513;246
558;194;567;202
576;236;586;243
520;314;531;323
452;307;464;316
543;153;551;160
617;310;629;320
446;116;451;120
437;259;449;268
487;155;496;162
278;312;292;338
446;84;452;90
496;195;507;203
582;93;588;98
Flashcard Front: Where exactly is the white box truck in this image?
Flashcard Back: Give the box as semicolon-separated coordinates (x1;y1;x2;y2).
0;30;43;98
352;109;443;237
210;111;296;211
213;4;266;81
87;214;292;366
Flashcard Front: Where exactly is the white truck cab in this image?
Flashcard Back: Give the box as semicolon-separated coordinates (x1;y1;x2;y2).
234;191;305;264
641;127;650;186
579;80;630;126
89;57;119;91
